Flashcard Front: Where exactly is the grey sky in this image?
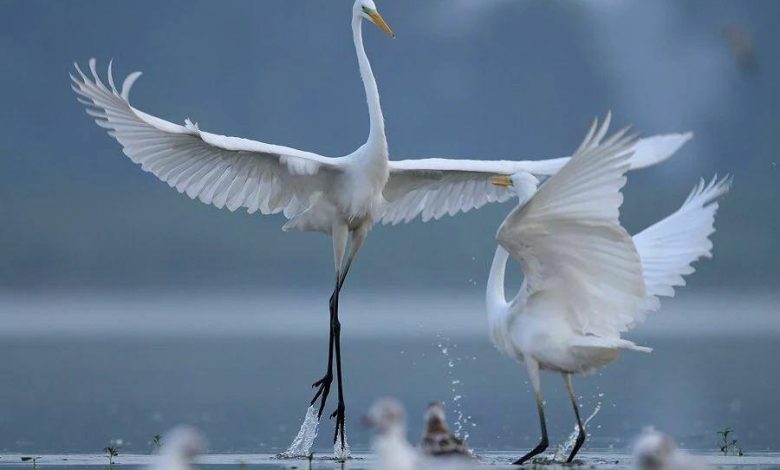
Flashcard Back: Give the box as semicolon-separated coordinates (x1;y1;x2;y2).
1;0;778;291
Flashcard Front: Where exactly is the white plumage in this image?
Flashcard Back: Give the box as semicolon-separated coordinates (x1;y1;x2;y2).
495;118;646;341
71;62;693;229
634;176;732;312
485;117;730;464
71;0;693;452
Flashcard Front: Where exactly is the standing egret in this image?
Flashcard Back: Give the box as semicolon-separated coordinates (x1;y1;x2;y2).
71;0;692;447
486;118;730;464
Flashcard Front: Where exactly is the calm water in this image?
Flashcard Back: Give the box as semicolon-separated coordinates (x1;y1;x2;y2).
0;291;778;460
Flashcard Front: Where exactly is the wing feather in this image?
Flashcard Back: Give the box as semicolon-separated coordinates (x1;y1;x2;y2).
72;59;341;218
496;118;646;337
382;118;691;225
633;175;732;312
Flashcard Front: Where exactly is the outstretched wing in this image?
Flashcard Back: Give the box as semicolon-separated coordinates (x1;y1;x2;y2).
381;121;691;225
496;117;646;338
71;59;342;218
633;175;732;312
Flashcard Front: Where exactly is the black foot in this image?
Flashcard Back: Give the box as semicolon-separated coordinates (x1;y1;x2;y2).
566;430;586;463
330;401;346;449
310;374;333;419
512;438;548;465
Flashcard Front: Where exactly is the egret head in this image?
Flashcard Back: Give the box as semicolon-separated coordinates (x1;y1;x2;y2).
355;0;395;38
365;397;406;435
491;172;540;200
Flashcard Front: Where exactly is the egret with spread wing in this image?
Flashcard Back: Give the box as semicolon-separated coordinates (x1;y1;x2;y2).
485;117;730;464
71;0;692;448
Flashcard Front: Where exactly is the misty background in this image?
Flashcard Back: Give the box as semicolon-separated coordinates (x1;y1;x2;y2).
1;0;780;458
1;0;778;293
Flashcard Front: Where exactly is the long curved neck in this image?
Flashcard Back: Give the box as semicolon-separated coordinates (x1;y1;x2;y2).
352;14;386;145
486;245;510;315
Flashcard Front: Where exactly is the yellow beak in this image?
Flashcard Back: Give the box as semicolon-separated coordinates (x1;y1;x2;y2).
368;10;395;38
491;175;513;188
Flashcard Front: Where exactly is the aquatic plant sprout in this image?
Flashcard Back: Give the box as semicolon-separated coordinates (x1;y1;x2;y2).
718;427;744;456
103;446;119;465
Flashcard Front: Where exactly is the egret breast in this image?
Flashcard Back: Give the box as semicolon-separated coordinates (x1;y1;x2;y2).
337;148;389;221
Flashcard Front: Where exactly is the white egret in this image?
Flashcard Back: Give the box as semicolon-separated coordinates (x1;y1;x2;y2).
420;401;472;457
485;118;730;464
365;398;419;470
70;0;693;448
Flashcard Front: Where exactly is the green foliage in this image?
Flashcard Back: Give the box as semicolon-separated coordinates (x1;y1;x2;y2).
717;427;744;456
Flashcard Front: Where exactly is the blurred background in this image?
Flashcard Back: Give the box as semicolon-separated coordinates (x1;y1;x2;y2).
0;0;778;458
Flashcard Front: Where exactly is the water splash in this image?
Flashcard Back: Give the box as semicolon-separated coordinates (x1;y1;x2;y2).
333;427;351;460
436;336;475;441
278;406;319;459
552;402;602;462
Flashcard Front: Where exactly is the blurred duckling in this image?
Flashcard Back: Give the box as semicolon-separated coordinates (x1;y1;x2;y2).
420;401;472;457
633;427;707;470
150;426;206;470
366;398;420;470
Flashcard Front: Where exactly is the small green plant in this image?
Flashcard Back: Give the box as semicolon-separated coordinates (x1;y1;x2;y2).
151;434;162;452
21;456;40;468
717;427;744;456
103;446;120;465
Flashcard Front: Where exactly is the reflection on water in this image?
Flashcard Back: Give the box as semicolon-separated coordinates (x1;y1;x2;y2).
1;452;780;470
0;291;778;457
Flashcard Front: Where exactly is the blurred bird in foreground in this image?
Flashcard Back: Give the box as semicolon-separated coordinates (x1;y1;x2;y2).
420;401;472;458
149;426;206;470
633;428;708;470
366;398;419;470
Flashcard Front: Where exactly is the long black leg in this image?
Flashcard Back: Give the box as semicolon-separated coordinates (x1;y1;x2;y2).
329;238;362;450
310;280;338;418
514;360;548;465
513;391;549;464
328;229;365;453
330;284;346;449
564;374;586;463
